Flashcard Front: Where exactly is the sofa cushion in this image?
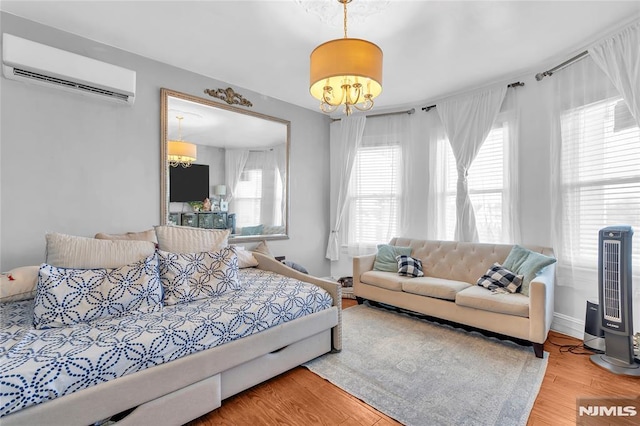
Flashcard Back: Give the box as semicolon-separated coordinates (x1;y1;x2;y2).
502;245;556;297
373;244;412;272
455;286;529;318
360;271;404;291
401;277;471;301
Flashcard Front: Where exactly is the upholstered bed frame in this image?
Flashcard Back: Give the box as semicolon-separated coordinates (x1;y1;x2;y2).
1;253;342;426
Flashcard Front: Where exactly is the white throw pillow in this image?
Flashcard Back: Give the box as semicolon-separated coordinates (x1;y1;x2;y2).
46;232;156;269
158;247;240;305
155;225;230;254
0;265;40;303
33;253;163;329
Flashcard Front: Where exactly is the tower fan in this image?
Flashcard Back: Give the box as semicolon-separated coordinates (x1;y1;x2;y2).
590;225;640;376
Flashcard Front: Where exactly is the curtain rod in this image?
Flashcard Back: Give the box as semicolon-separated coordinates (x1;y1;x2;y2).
421;81;525;112
535;50;589;81
331;108;415;122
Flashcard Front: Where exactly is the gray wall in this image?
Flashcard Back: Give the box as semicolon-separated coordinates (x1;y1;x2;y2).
0;12;332;276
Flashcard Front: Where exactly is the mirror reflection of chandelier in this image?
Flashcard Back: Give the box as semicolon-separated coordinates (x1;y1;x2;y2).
168;116;197;168
309;0;383;116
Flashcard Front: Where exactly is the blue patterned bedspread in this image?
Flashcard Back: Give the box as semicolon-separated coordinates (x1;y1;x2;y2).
0;268;333;417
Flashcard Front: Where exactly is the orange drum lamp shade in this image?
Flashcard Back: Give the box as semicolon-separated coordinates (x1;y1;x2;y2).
309;0;383;115
168;140;197;168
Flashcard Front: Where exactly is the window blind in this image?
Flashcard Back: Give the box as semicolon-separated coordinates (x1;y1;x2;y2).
560;97;640;269
349;144;401;245
235;169;262;227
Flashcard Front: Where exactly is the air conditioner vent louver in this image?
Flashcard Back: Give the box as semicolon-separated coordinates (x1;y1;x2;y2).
12;68;130;102
2;33;136;104
602;240;622;323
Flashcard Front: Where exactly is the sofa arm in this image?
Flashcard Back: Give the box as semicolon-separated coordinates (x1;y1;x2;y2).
353;253;376;296
253;252;342;351
528;263;556;344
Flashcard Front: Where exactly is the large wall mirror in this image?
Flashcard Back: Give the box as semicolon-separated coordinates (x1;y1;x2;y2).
161;88;290;242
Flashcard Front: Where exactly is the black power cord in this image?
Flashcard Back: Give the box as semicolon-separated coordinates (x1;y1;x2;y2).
550;335;640;362
548;336;604;355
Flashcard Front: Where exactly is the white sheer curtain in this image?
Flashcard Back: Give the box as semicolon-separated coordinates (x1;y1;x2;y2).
548;54;640;332
345;114;409;256
399;113;429;238
437;85;507;242
427;90;520;244
273;143;287;224
326;116;366;261
423;110;449;240
501;90;522;244
224;149;249;203
589;21;640;125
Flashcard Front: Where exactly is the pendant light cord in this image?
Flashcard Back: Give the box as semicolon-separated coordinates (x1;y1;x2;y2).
343;0;348;38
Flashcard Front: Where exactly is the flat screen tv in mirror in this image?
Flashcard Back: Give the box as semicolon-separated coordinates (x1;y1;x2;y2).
169;164;209;202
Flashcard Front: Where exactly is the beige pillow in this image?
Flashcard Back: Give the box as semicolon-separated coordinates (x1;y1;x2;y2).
252;240;275;258
155;225;230;254
95;229;158;243
0;265;40;303
233;246;259;268
46;232;156;269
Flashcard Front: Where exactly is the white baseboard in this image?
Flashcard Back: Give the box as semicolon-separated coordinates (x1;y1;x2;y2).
551;312;584;339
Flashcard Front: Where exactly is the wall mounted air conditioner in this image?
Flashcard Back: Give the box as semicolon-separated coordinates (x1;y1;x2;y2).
2;33;136;105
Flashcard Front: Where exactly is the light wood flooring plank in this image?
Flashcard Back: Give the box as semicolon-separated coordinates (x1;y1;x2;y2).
188;301;639;426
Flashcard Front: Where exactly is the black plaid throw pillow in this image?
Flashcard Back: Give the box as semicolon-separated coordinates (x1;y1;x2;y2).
477;263;523;293
396;255;424;277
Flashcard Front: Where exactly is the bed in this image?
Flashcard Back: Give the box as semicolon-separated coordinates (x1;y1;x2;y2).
0;241;341;425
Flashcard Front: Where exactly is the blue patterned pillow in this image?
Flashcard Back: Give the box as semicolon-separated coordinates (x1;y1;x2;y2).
33;253;162;329
158;246;241;305
477;263;523;294
396;255;424;277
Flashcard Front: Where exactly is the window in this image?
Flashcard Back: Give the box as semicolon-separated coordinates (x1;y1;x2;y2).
347;144;401;246
437;119;511;243
234;169;262;227
559;97;640;270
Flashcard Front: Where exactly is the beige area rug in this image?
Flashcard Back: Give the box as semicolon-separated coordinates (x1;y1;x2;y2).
304;304;548;426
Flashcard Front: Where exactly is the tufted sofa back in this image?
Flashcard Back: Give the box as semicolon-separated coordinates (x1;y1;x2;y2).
389;238;552;284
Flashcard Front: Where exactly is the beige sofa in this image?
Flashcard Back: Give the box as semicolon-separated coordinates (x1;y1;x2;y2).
353;238;555;358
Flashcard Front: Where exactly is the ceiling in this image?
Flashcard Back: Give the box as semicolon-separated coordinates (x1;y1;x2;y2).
168;96;287;148
2;1;640;115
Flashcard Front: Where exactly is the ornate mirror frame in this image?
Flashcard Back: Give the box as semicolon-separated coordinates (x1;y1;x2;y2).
160;88;290;242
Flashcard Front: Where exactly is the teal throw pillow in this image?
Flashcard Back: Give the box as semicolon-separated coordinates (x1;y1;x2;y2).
373;244;412;272
241;224;264;236
502;245;556;297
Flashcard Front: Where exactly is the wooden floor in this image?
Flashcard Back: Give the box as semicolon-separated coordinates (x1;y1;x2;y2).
188;298;639;426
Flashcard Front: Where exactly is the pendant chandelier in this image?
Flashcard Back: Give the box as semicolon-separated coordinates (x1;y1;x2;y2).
168;116;197;168
309;0;383;116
